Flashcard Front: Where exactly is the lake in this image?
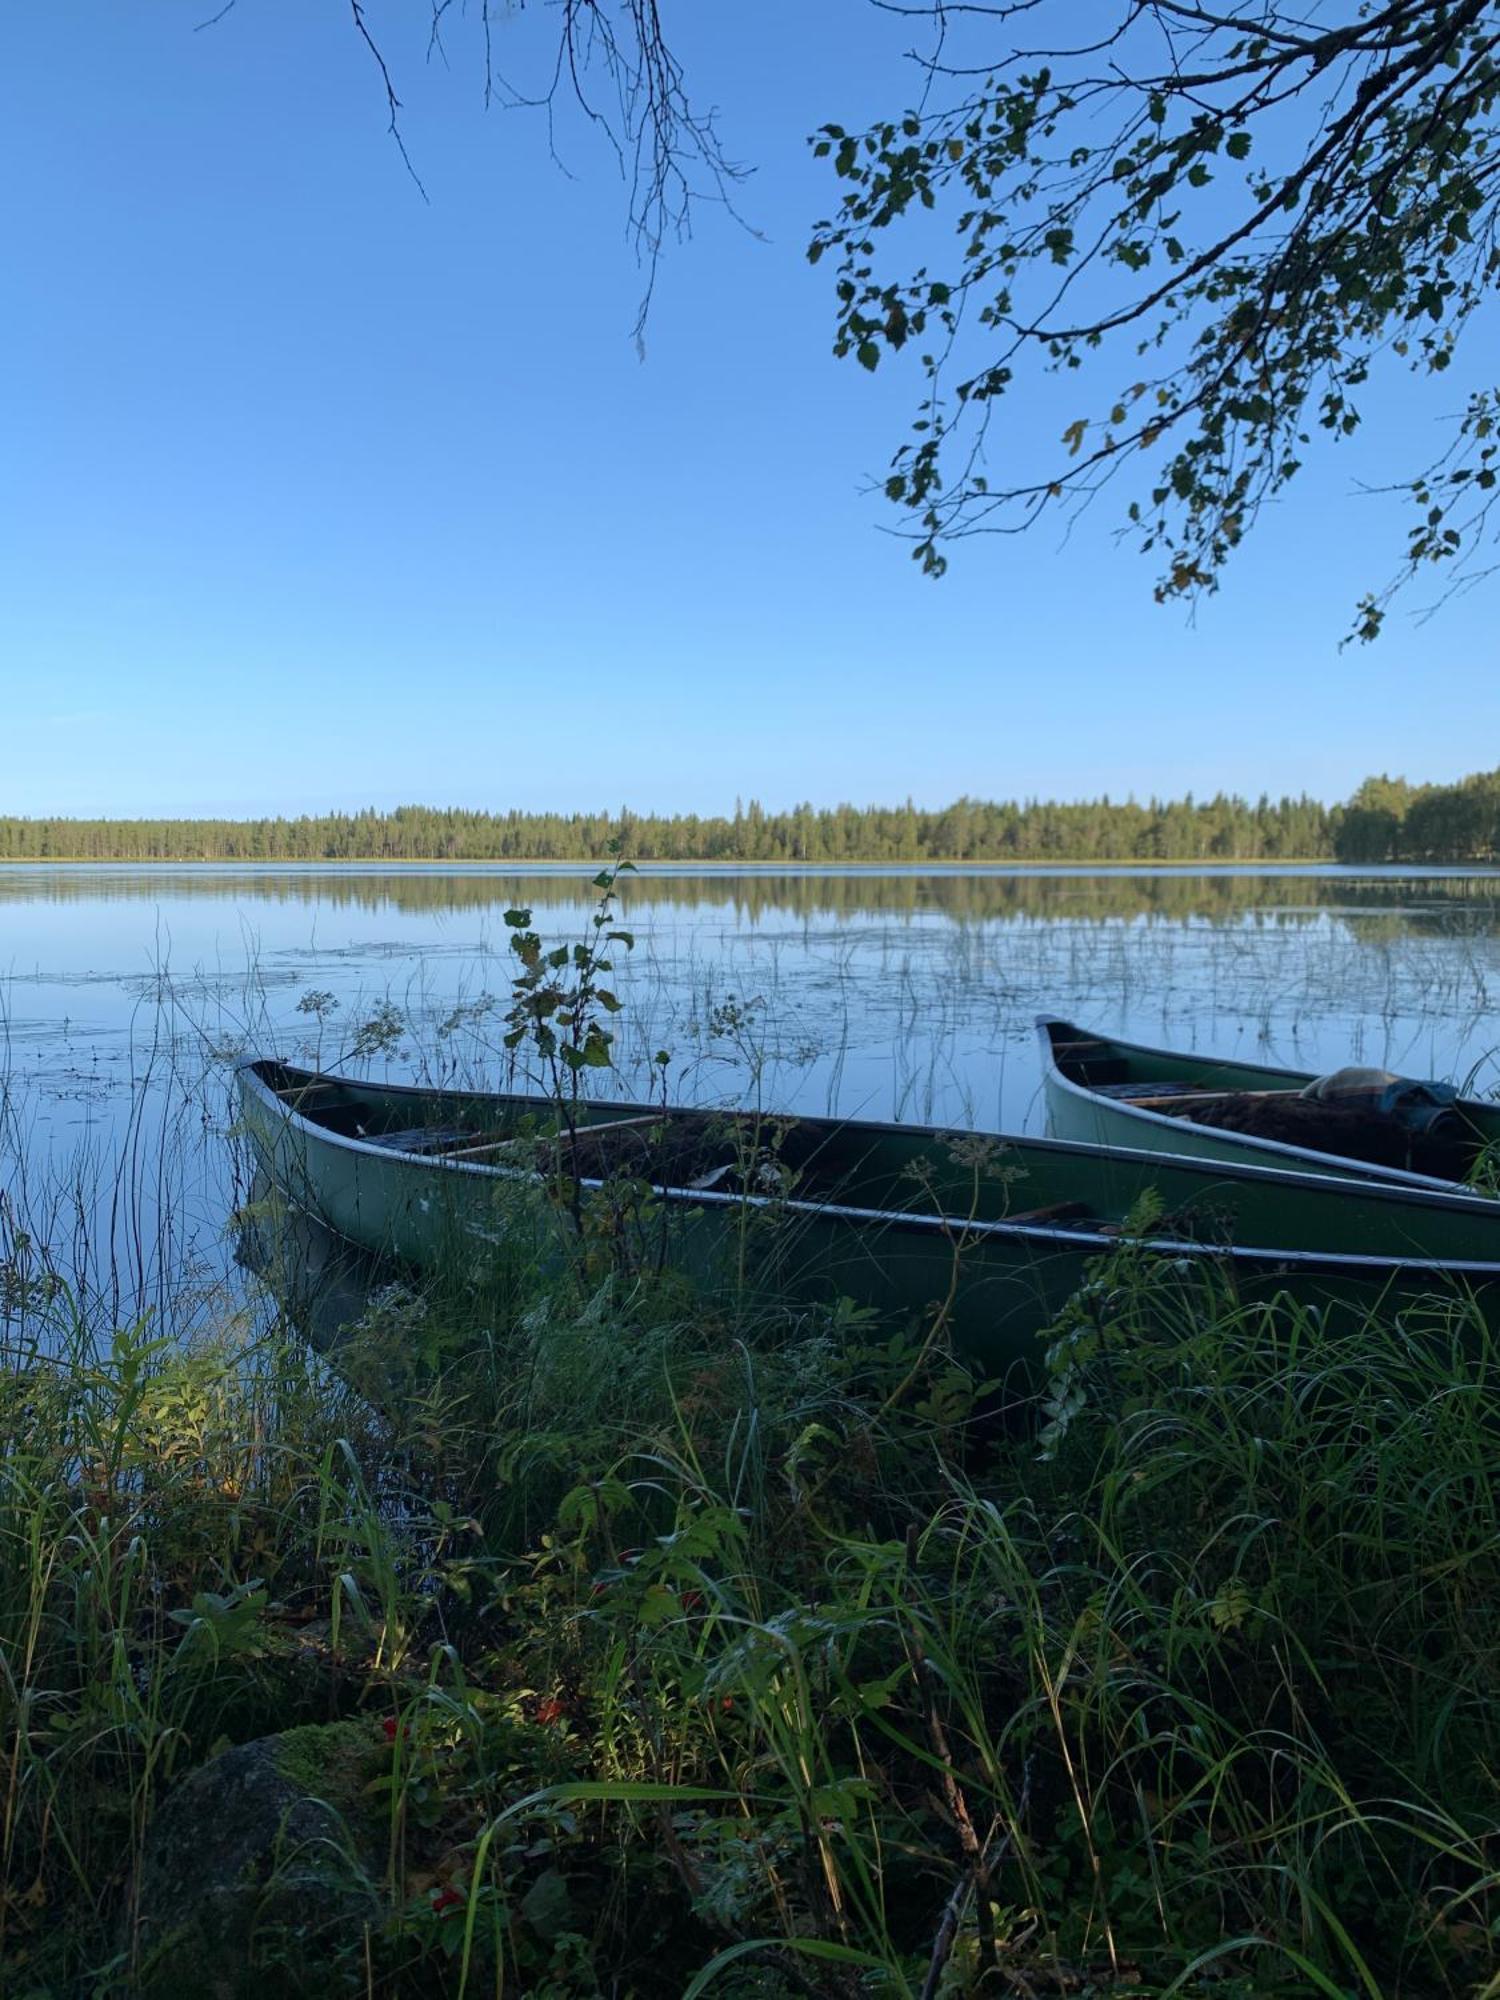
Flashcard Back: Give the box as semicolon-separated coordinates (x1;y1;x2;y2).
5;861;1500;1324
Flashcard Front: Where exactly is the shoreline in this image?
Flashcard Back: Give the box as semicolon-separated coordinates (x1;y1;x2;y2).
0;856;1492;874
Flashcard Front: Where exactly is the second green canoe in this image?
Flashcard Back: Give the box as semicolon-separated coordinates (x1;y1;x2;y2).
1038;1015;1500;1194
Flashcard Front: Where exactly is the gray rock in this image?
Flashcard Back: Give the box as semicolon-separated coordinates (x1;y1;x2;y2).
129;1721;386;1998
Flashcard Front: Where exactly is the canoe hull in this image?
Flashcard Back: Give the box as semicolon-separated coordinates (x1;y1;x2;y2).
237;1060;1500;1382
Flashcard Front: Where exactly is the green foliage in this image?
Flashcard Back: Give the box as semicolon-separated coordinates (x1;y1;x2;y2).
500;847;638;1228
16;763;1500;865
501;848;635;1088
810;0;1500;637
1334;762;1500;860
0;789;1341;864
5;1224;1500;1992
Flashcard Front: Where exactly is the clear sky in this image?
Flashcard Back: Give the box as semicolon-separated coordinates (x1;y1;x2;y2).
1;2;1491;820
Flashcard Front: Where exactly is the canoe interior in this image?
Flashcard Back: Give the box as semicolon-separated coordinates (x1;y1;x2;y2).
251;1058;1116;1230
1039;1021;1311;1094
1039;1020;1500;1185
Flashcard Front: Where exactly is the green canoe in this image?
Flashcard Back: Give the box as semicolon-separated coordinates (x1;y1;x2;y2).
238;1060;1500;1384
1038;1016;1500;1194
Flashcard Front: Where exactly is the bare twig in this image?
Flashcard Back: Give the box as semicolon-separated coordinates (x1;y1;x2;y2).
349;0;429;202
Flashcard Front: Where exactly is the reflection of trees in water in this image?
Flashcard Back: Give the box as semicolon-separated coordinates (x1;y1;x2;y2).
1337;904;1500;944
4;867;1500;930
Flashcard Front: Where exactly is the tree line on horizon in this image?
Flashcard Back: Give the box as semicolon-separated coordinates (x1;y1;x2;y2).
0;775;1492;865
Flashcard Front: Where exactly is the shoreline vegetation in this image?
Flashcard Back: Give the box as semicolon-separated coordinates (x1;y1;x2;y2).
4;1153;1497;1997
3;764;1500;866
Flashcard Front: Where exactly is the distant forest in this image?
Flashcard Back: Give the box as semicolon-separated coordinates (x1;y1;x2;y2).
0;773;1493;865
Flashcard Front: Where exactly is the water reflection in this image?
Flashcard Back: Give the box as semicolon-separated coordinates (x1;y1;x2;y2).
235;1175;383;1368
4;861;1500;929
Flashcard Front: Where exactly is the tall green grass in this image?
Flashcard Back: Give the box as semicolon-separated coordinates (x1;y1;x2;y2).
2;1207;1497;1994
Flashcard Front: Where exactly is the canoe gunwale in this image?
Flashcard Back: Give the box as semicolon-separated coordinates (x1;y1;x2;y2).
237;1059;1500;1287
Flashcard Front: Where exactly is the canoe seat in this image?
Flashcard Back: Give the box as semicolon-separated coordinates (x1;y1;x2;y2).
366;1125;474;1155
1094;1079;1212;1103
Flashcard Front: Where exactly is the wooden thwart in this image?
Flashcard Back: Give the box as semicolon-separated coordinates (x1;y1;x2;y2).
442;1112;664;1164
1006;1200;1091;1225
367;1125;471;1156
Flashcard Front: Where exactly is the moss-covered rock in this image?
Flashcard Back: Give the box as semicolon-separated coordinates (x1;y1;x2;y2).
130;1721;386;1997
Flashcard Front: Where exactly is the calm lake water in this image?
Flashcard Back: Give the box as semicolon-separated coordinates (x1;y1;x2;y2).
4;862;1500;1320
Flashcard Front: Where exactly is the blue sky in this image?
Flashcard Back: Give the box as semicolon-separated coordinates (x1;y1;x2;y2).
1;1;1491;819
